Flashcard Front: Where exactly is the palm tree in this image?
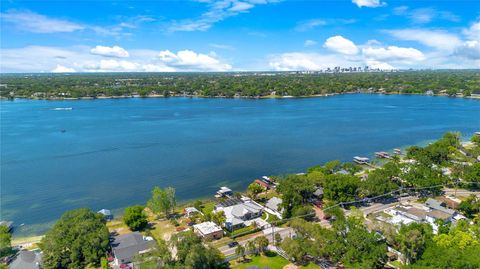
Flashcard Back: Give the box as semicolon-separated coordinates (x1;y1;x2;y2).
235;245;246;262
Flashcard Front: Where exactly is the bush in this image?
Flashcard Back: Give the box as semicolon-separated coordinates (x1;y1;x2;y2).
124;205;148;231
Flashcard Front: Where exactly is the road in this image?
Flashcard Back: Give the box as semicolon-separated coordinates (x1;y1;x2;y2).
219;227;295;257
359;196;416;216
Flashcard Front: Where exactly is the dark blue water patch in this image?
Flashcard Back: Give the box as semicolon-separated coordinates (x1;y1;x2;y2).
1;94;479;236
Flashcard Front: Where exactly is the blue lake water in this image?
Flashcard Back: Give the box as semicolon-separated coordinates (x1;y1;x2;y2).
1;94;479;235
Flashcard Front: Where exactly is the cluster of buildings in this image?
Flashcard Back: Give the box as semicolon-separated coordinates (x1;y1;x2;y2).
381;197;464;234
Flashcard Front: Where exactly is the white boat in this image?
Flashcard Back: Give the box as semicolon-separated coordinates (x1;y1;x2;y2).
53;107;73;111
353;156;369;164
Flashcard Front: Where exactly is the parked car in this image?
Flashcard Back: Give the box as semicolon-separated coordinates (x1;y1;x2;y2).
228;241;239;248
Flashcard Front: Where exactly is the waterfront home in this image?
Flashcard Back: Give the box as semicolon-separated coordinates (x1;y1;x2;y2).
111;232;156;266
9;250;41;269
98;209;113;221
254;179;270;189
215;186;233;198
353;156;369;164
215;198;263;231
193;221;223;240
265;197;283;219
184;207;202;218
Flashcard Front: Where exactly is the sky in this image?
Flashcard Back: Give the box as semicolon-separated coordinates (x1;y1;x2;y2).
0;0;479;72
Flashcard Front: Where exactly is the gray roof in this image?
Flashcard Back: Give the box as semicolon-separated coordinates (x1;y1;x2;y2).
98;209;112;216
9;251;41;269
111;232;155;262
313;187;324;197
425;198;455;215
265;197;283;212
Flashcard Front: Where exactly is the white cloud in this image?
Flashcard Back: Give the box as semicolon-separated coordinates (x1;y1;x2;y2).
266;51;371;71
1;10;85;33
90;45;130;58
463;21;480;40
352;0;385;8
229;1;255;12
324;36;359;55
385;29;462;51
455;41;480;60
0;46;232;72
209;43;235;50
52;65;76;73
295;19;327;32
362;46;425;62
365;60;394;70
304;40;318;47
167;0;275;32
392;6;460;24
157;50;232;71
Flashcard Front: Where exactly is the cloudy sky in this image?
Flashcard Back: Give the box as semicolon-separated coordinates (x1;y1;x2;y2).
1;0;479;72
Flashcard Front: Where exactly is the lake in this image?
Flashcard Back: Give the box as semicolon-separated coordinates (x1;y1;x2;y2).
1;94;479;235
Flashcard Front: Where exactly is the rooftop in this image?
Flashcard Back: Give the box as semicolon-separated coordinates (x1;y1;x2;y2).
193;221;223;235
111;232;155;262
9;250;41;269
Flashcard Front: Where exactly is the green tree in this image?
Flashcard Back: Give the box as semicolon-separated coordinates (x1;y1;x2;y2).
124;205;148;231
281;238;305;263
254;236;269;254
0;225;12;258
235;244;246;261
40;208;109;269
396;223;432;265
247;182;265;199
148;186;176;218
211;211;226;226
323;174;361;203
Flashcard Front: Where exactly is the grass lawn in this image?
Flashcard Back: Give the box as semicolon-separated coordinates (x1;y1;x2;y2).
201;201;216;215
231;252;289;269
149;219;177;241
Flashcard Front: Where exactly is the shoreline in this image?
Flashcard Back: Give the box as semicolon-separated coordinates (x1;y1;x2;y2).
9;135;477;241
2;91;480;101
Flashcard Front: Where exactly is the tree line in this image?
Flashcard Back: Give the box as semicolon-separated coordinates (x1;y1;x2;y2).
1;70;479;99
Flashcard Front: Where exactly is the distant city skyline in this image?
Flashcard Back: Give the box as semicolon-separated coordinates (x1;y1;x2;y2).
1;0;479;72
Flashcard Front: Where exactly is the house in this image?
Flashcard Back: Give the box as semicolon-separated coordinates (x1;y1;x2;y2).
265;197;283;219
437;196;460;209
255;179;269;189
313;187;324;199
193;221;223;240
97;209;113;221
215;186;233;198
425;198;456;215
386;205;427;226
215;198;264;231
111;232;156;266
9;250;41;269
184;207;202;218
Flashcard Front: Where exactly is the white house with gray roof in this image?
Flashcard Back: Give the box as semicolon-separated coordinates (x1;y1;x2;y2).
215;198;263;231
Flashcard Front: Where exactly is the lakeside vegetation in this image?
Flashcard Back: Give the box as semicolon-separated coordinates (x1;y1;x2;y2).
2;131;480;269
1;70;479;99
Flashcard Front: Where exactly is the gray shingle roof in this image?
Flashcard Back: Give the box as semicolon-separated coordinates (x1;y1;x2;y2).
111;232;155;262
9;251;41;269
